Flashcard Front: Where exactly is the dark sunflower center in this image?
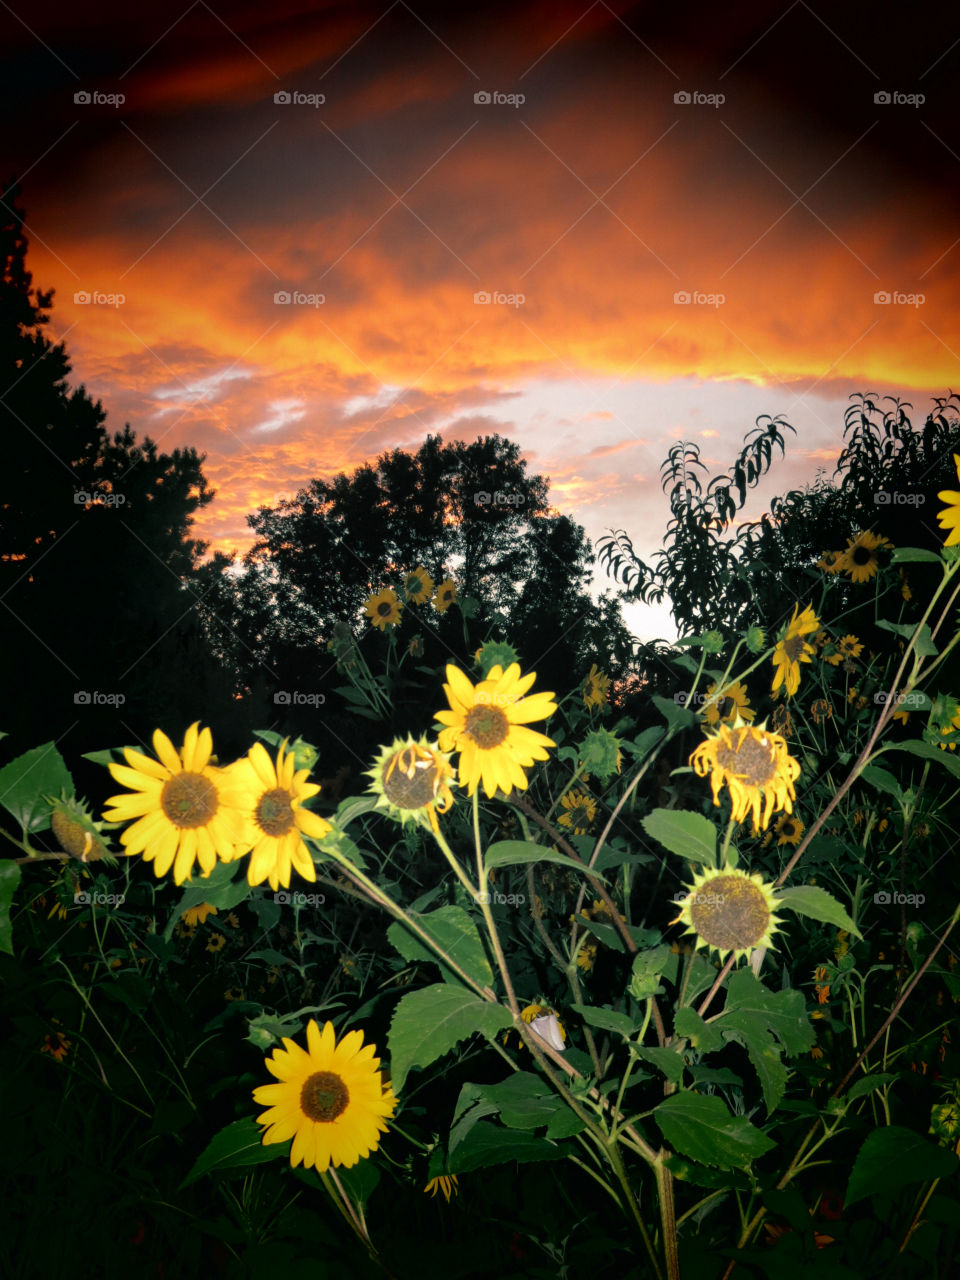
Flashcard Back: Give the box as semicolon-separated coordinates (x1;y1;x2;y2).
717;696;734;719
300;1070;350;1123
256;787;296;836
464;704;509;748
689;874;770;949
716;732;777;787
781;819;797;837
161;772;218;829
782;634;806;662
408;577;422;594
383;750;439;809
377;601;393;617
852;547;872;565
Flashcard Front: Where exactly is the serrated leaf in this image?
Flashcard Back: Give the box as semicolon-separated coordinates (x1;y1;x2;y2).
846;1126;958;1207
640;809;717;869
720;1014;788;1115
652;694;697;734
634;1046;686;1084
723;970;816;1057
180;1118;288;1189
884;739;960;781
0;743;72;834
664;1152;751;1189
654;1093;776;1169
484;840;606;881
0;860;22;956
387;906;492;989
178;860;251;912
447;1120;567;1174
776;885;861;938
674;1006;723;1053
388;985;511;1093
569;1003;638;1037
478;1074;572;1131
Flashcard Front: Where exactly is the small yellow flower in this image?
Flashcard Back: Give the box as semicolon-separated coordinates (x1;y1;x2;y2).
771;604;819;698
364;588;402;630
224;986;245;1001
402;567;434;604
424;1175;459;1202
811;698;833;726
181;903;217;927
840;530;891;583
206;932;226;953
41;1030;71;1062
817;550;845;574
702;680;754;726
576;940;597;971
367;735;456;834
557;788;597;835
811;1045;824;1060
936;454;960;546
771;813;804;847
433;579;457;614
583;664;612;709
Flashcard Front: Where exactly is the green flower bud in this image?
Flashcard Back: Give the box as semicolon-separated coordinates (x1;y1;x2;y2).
702;630;724;654
745;626;766;654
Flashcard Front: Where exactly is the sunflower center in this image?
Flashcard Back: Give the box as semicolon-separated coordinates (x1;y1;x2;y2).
717;696;734;719
161;772;218;829
464;704;510;749
256;787;296;836
781;819;797;837
715;732;777;787
383;749;440;809
689;874;770;950
377;601;393;617
852;546;872;565
782;634;806;662
300;1070;350;1123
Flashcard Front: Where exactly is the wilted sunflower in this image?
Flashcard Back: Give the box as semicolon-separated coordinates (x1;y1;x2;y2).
402;566;434;603
367;735;455;833
103;723;248;886
841;530;891;583
364;587;402;630
227;741;333;890
424;1175;459;1202
435;663;556;798
583;663;612;709
702;679;754;726
672;866;784;963
937;454;960;546
811;698;833;726
557;789;597;834
433;578;457;613
253;1019;395;1172
771;603;820;698
690;720;801;831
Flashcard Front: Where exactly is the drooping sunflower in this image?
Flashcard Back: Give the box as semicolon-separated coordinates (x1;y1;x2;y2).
771;603;820;698
702;680;754;726
227;741;333;890
103;723;248;886
433;578;457;613
690;720;801;832
366;735;455;833
252;1019;396;1172
583;663;612;709
364;587;403;630
557;788;597;834
402;566;434;603
840;530;891;583
424;1175;459;1202
937;454;960;546
435;663;557;798
672;866;784;963
810;698;833;726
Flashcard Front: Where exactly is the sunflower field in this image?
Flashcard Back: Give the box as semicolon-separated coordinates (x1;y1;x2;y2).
3;416;960;1280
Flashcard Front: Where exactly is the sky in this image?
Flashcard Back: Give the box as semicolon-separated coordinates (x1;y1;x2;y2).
3;0;959;638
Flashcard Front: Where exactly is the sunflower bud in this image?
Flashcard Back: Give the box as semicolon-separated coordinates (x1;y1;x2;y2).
50;799;108;861
745;625;766;654
702;630;724;654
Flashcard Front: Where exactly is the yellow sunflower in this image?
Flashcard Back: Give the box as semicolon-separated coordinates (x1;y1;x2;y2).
576;940;597;971
772;812;804;847
181;903;217;927
939;704;960;751
672;866;784;963
816;550;845;574
435;663;557;798
205;932;226;953
227;741;333;890
366;735;456;834
840;530;891;583
253;1019;395;1172
402;566;434;603
771;603;820;698
557;789;597;834
690;720;801;832
838;635;863;662
702;680;754;726
433;578;458;613
364;588;403;630
583;663;612;709
937;454;960;546
103;723;248;886
424;1175;459;1202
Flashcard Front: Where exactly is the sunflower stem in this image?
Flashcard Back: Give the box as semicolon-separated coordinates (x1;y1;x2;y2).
606;1138;664;1280
472;790;520;1016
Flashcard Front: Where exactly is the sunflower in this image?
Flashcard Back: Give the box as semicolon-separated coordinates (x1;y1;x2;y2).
253;1019;395;1172
402;566;434;604
557;789;596;834
50;796;109;862
690;720;801;832
937;454;960;546
838;635;864;662
813;964;831;1004
433;578;457;613
227;741;333;891
899;568;912;601
103;723;248;886
41;1031;71;1062
205;932;226;953
576;940;597;971
672;866;784;963
939;704;960;751
424;1175;459;1202
181;903;217;927
816;550;845;574
702;679;754;726
435;663;557;798
771;604;819;698
840;530;891;583
583;663;612;709
772;812;804;847
811;698;833;726
364;587;403;630
366;735;456;834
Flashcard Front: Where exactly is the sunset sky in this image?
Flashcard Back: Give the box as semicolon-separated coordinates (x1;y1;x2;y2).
3;0;959;637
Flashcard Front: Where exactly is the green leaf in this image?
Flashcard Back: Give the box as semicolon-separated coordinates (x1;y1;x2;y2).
336;1159;380;1206
387;906;493;989
0;860;22;956
674;1006;723;1053
180;1118;288;1189
845;1073;898;1103
178;861;252;912
485;840;606;881
82;748;122;766
861;765;905;803
714;971;816;1113
776;885;861;938
654;1093;776;1169
664;1153;751;1189
892;547;943;564
633;1046;686;1084
447;1120;567;1174
335;794;378;827
388;985;512;1093
884;739;960;781
478;1073;574;1132
628;945;672;1000
569;1003;638;1037
719;1014;788;1116
652;694;697;734
640;809;717;869
845;1126;958;1207
0;743;73;834
877;619;938;656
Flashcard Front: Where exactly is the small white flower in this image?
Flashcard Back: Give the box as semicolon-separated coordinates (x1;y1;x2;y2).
528;1013;566;1052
